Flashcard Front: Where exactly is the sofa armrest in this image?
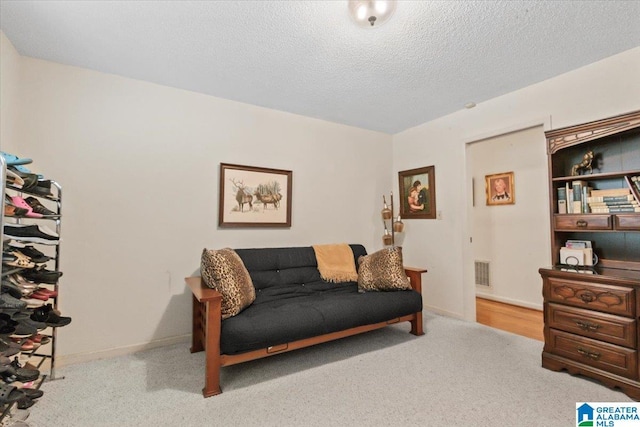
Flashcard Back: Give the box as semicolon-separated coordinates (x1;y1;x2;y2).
186;276;223;303
185;276;223;397
404;267;427;294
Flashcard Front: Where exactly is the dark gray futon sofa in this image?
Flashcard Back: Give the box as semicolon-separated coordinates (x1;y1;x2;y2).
187;244;426;397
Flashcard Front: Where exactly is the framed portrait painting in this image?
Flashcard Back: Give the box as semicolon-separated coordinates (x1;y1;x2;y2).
219;163;292;227
485;171;515;206
398;166;436;219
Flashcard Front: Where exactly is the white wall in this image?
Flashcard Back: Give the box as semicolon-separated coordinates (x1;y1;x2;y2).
0;32;21;151
468;126;550;310
0;33;393;363
393;46;640;321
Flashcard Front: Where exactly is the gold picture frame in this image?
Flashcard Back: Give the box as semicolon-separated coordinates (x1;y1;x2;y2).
485;171;515;206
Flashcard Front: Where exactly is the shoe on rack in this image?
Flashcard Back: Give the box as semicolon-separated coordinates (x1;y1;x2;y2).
30;334;50;346
3;224;59;245
1;282;25;300
7;274;37;288
7;245;51;264
24;292;47;302
0;292;27;310
4;195;29;218
29;180;53;197
16;395;35;410
10;338;38;352
21;388;42;400
5;169;25;188
30;304;71;327
0;382;25;405
24;197;57;217
0;152;32;167
3;205;29;218
28;288;57;301
0;338;21;358
2;251;36;269
1;310;31;321
10;358;40;383
9;197;43;219
20;267;62;284
12;319;43;337
0;318;17;335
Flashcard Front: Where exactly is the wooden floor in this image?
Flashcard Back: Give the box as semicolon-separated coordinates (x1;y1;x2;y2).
476;297;544;341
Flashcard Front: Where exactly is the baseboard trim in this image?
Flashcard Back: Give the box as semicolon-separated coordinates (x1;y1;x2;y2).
57;334;191;367
423;305;465;320
476;293;543;311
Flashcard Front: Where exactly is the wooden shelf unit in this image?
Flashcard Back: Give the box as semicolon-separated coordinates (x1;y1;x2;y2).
540;110;640;400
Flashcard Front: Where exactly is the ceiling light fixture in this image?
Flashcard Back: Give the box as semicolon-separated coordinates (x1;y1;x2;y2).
348;0;397;28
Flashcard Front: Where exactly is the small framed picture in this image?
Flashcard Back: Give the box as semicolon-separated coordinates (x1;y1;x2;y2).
485;171;515;206
219;163;292;227
398;166;436;219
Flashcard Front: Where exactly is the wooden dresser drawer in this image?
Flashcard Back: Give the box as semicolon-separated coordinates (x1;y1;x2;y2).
545;277;635;317
554;214;612;231
546;303;636;348
614;214;640;231
548;329;638;379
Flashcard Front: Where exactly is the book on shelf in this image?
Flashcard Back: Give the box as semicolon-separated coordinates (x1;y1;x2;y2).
557;187;567;214
582;186;590;213
590;188;631;197
571;180;588;214
590;206;640;213
566;182;572;214
588;201;639;208
587;194;635;203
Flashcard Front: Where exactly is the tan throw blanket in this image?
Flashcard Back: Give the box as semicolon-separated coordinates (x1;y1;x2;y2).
312;244;358;283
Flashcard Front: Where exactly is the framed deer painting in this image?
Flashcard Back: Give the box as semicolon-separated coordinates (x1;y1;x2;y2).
219;163;292;227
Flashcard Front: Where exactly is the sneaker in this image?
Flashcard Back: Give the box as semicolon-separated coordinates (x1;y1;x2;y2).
30;304;71;327
20;267;62;284
3;224;59;245
24;197;56;217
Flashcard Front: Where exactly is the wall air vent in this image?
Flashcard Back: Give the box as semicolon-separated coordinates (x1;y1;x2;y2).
475;261;490;287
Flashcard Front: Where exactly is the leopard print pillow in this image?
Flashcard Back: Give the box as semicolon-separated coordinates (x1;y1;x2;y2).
201;248;256;319
357;246;410;292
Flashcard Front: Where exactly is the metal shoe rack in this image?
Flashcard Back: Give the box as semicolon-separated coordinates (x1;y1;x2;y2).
0;157;64;419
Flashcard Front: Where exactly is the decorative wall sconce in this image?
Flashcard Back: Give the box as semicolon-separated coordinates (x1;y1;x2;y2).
381;193;404;246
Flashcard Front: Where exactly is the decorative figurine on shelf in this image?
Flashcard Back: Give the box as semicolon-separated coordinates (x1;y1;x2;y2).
571;150;595;176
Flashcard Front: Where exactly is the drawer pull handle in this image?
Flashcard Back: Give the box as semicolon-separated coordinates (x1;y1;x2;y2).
575;320;601;332
579;292;596;303
576;220;588;228
577;347;601;361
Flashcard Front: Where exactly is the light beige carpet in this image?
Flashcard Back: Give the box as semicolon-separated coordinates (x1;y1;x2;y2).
25;311;631;426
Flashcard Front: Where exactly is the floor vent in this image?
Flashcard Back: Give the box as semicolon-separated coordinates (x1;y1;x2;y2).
475;261;490;287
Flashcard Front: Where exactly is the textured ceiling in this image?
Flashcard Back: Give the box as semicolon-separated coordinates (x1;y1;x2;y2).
1;1;639;134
